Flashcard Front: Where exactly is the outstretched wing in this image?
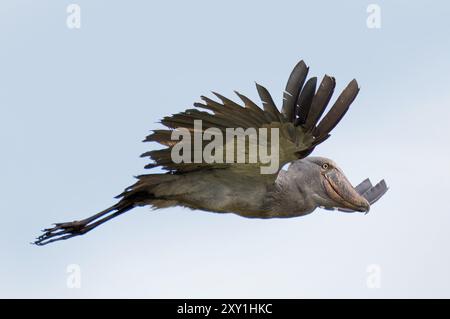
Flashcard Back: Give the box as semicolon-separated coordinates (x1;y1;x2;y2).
142;60;359;176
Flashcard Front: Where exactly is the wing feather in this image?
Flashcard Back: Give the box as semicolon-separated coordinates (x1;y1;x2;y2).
315;79;359;139
282;60;309;121
143;61;360;176
295;77;317;125
304;75;336;131
255;83;283;122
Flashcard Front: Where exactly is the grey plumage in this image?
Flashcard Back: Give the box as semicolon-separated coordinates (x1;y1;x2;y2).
34;60;388;246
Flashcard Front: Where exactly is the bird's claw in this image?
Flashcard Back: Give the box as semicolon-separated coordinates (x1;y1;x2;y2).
34;220;89;246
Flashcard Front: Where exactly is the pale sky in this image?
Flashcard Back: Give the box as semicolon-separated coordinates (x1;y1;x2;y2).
1;0;450;298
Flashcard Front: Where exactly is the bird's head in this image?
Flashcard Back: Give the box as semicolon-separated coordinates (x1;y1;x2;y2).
290;156;370;213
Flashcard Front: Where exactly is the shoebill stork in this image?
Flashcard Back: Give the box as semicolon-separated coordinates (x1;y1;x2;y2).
35;60;388;246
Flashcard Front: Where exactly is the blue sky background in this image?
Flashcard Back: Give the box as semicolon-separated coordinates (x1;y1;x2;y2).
1;0;450;298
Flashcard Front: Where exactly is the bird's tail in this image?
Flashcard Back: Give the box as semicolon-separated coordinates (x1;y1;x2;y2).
34;173;179;246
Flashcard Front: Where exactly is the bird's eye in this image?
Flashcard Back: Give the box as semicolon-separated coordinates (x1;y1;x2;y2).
322;163;329;169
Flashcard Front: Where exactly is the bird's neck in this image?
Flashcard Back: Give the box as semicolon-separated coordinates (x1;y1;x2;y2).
266;171;318;217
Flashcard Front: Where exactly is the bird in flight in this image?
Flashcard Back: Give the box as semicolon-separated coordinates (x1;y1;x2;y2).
35;60;388;245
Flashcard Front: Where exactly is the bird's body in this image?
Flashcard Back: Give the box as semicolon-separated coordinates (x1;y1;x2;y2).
120;156;377;219
144;169;273;217
35;60;388;245
127;161;320;218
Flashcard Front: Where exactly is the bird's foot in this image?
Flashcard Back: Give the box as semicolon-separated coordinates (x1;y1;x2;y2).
34;219;92;246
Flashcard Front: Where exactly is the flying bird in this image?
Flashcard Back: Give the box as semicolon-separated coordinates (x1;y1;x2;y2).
35;60;388;245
